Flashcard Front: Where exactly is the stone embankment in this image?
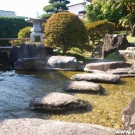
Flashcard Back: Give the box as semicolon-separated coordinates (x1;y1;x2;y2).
0;118;116;135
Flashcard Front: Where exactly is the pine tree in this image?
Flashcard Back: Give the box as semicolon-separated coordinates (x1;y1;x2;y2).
41;0;70;19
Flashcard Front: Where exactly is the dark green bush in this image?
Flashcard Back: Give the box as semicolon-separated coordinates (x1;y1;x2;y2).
0;17;32;46
44;12;88;54
85;20;115;44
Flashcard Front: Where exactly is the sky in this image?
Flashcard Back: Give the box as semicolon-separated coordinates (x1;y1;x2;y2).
0;0;85;17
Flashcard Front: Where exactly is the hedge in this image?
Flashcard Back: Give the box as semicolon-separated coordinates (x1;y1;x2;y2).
0;17;32;46
85;20;115;44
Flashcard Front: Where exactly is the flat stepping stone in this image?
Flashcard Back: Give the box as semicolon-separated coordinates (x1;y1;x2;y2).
0;118;116;135
107;68;135;77
84;61;131;71
71;73;121;83
29;92;89;112
64;81;105;94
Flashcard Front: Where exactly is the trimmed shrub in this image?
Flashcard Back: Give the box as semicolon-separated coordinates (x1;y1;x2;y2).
13;26;32;46
44;12;88;54
85;20;115;44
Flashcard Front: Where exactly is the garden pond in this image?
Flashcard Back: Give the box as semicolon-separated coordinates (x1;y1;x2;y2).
0;70;135;129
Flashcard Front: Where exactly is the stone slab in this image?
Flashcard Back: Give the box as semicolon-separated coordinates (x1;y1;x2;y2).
0;118;116;135
64;81;105;94
71;73;121;83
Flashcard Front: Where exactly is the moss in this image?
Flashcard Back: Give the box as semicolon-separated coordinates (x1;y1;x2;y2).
106;52;125;61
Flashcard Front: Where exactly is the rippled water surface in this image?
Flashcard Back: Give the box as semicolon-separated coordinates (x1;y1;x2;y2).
0;70;135;129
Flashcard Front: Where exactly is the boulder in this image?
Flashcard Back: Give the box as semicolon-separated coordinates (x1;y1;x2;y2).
64;81;105;94
102;34;129;58
19;42;45;60
14;57;45;70
116;50;135;64
29;92;89;111
122;97;135;131
84;61;131;72
9;46;20;60
0;118;116;135
44;55;78;70
71;73;121;83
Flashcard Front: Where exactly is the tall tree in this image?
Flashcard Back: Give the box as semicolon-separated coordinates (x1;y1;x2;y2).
92;0;135;36
41;0;70;19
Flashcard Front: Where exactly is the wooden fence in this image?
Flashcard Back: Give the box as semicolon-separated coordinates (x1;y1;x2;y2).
0;38;29;46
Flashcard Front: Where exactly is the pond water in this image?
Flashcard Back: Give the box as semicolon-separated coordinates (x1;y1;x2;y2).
0;70;135;129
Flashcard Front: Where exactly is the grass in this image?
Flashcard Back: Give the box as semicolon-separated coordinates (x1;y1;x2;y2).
127;34;135;43
52;31;135;63
106;52;125;61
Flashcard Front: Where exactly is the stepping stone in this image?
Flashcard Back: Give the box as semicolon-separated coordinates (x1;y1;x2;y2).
29;92;89;112
71;73;121;83
84;61;131;71
107;68;135;77
64;81;105;94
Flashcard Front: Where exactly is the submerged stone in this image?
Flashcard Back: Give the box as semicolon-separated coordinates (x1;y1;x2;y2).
29;92;89;112
64;81;105;94
71;73;121;83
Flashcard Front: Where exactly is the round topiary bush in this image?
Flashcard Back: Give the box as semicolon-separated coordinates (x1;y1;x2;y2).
13;26;32;46
44;12;88;54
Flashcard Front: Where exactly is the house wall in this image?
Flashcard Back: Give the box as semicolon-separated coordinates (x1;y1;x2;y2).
68;3;86;16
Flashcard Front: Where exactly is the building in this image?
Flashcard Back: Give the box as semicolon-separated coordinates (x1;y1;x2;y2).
0;10;17;18
68;0;91;19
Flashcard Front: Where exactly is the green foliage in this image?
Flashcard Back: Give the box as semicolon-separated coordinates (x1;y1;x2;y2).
42;0;70;20
106;52;125;61
44;12;88;54
41;14;52;19
85;20;115;44
86;4;101;22
43;5;54;13
13;26;32;46
0;17;32;46
92;0;135;33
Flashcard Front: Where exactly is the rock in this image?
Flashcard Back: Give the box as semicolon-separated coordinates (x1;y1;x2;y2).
122;97;135;131
107;68;135;77
84;61;131;71
77;61;85;70
64;81;105;94
102;34;129;58
91;44;102;58
9;46;20;60
29;92;89;111
116;50;135;65
71;73;121;83
127;47;135;51
19;42;45;60
44;55;78;70
14;58;45;70
0;118;116;135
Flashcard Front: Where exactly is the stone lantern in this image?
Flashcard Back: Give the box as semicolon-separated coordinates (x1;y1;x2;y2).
25;17;46;42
